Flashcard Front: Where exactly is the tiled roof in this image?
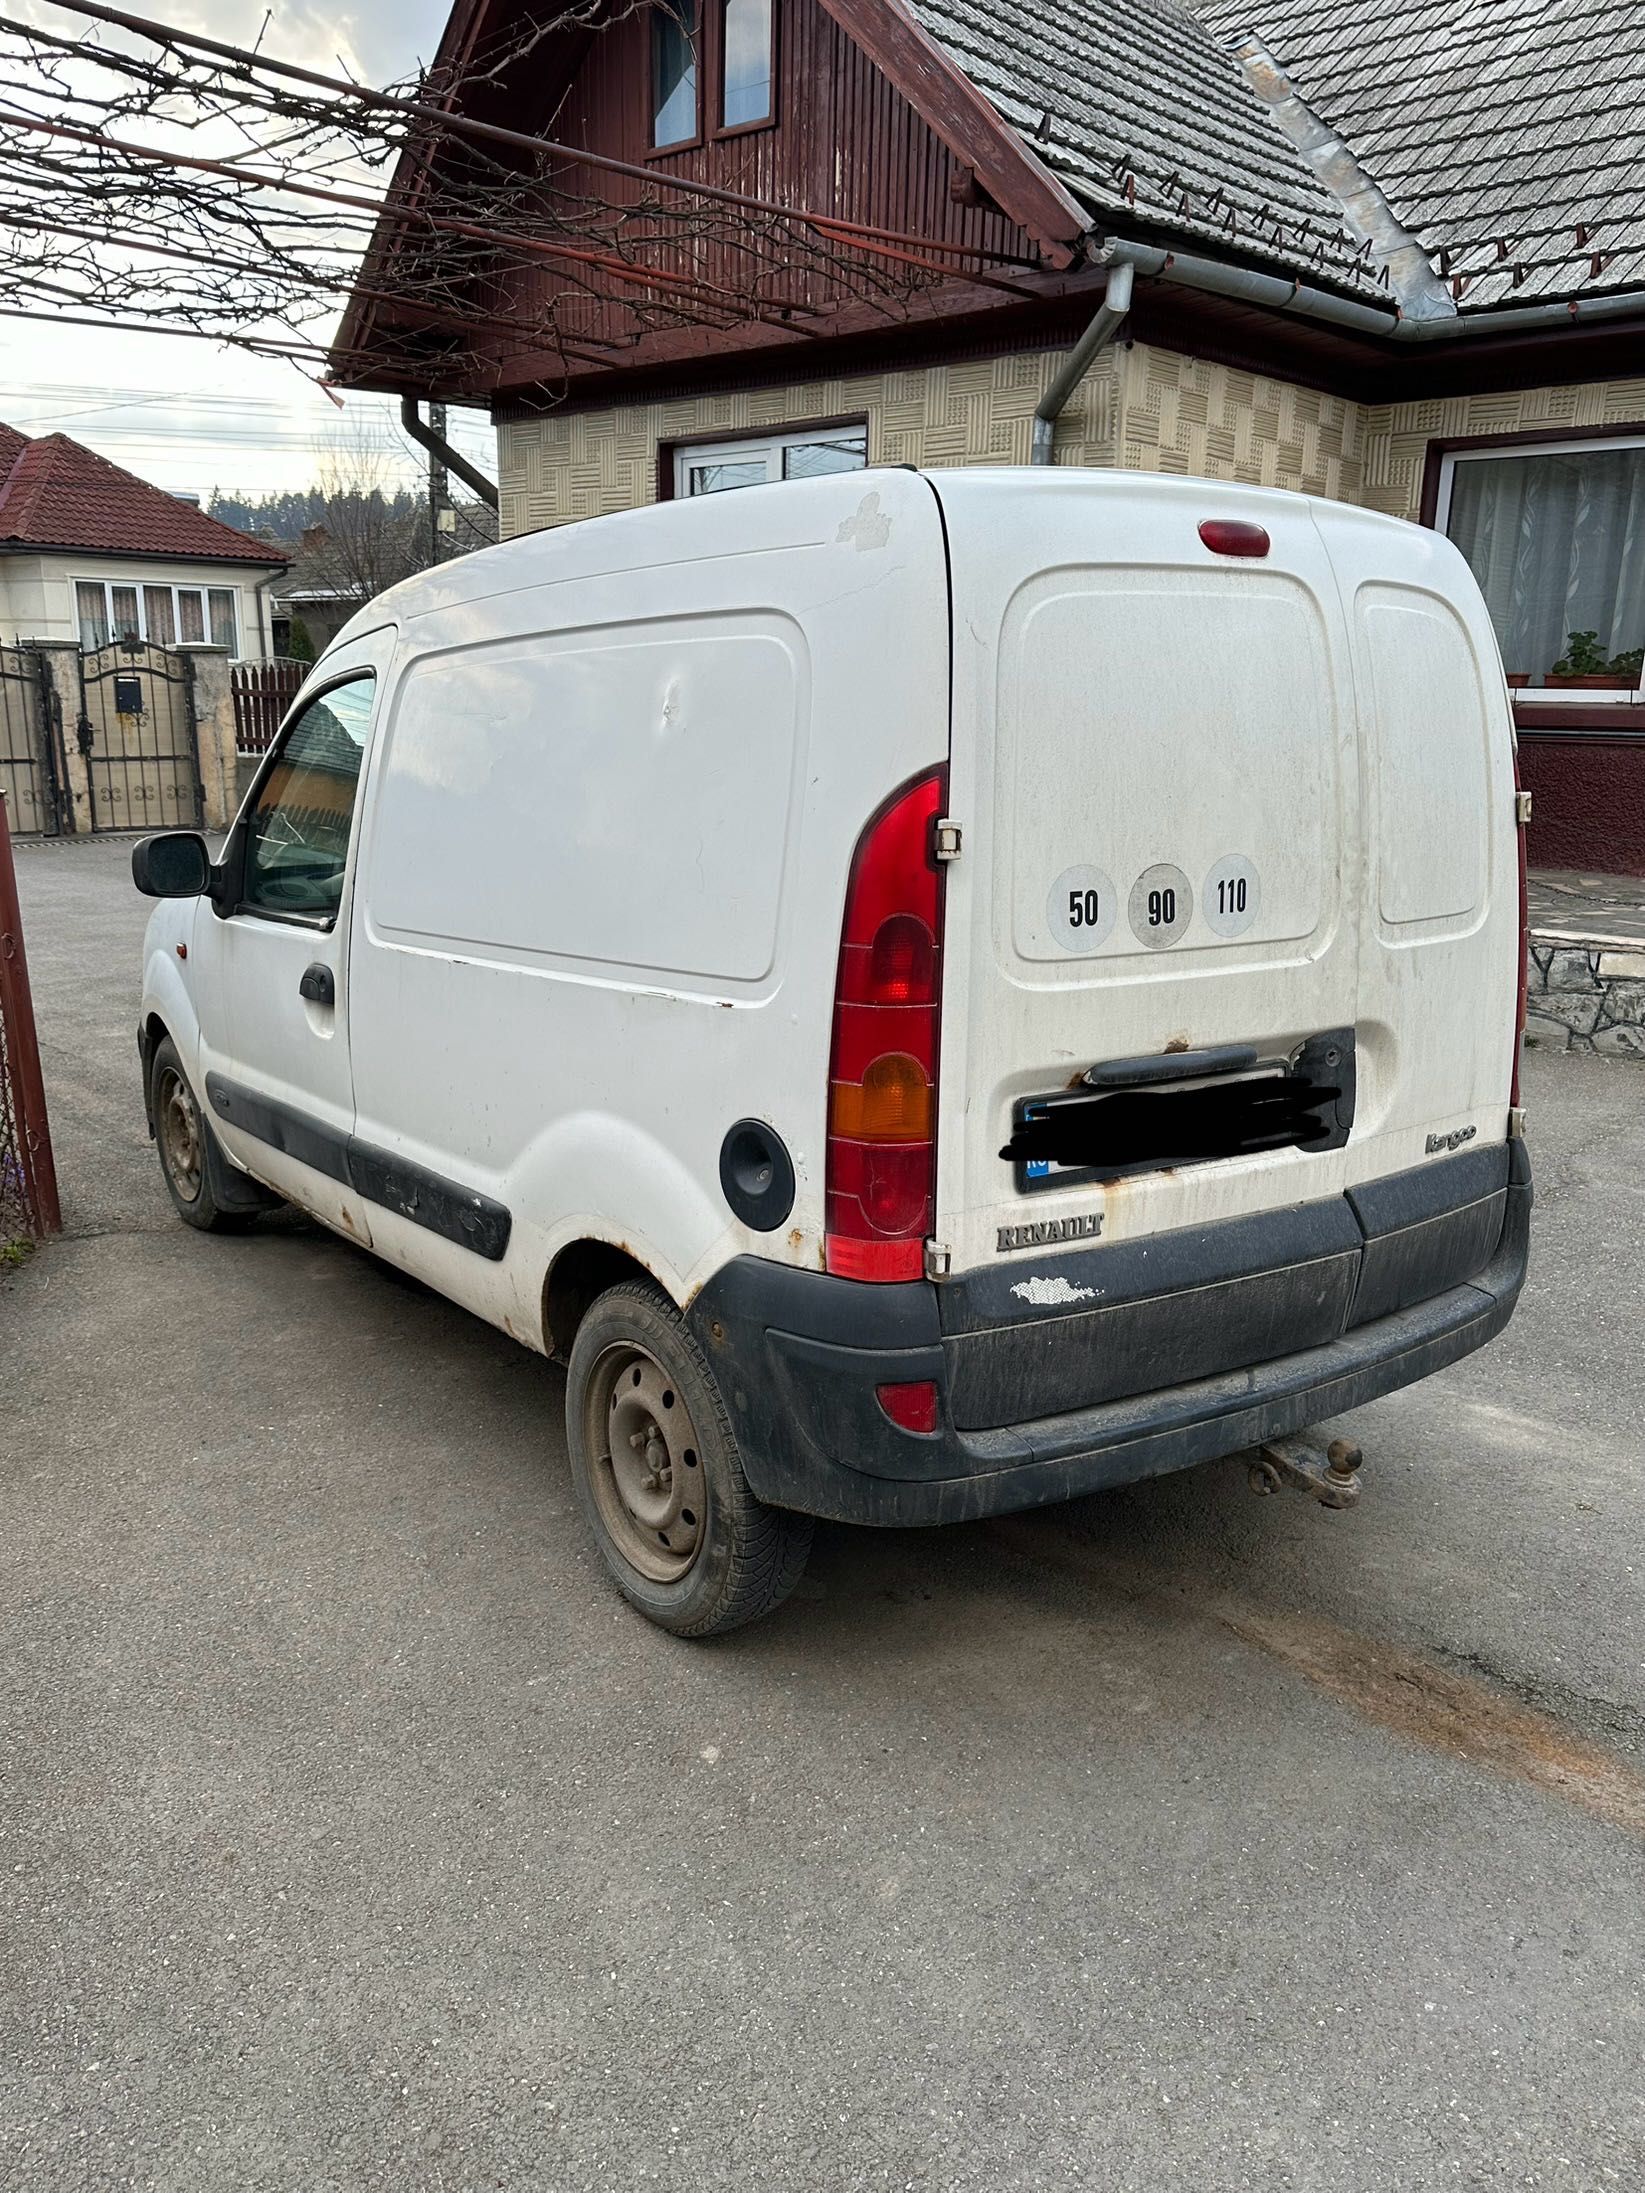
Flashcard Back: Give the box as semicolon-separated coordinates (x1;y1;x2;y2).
0;426;286;564
911;0;1384;294
910;0;1640;314
1194;0;1645;310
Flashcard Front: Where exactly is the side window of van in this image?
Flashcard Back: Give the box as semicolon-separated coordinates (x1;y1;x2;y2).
241;675;375;924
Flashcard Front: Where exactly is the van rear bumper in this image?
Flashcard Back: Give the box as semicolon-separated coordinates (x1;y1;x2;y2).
687;1143;1531;1528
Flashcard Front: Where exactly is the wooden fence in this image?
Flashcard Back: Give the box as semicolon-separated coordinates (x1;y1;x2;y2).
231;657;306;753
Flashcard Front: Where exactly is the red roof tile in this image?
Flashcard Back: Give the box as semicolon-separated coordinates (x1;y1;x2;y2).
0;425;287;565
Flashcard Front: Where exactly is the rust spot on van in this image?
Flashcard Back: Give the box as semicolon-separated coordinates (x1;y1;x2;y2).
338;1205;360;1238
1163;1034;1192;1053
788;1226;805;1250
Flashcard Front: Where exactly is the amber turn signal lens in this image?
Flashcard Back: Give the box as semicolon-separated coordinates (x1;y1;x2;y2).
829;1053;933;1142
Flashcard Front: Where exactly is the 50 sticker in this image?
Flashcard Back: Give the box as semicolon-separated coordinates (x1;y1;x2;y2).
1046;863;1118;953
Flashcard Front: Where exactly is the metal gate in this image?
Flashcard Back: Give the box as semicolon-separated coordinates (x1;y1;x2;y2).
78;641;202;833
0;646;65;837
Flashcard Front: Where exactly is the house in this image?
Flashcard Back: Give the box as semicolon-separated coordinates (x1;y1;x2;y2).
332;0;1645;875
0;424;288;661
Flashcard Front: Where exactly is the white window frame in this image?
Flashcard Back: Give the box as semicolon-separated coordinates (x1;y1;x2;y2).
74;577;240;653
672;423;869;498
1434;432;1645;702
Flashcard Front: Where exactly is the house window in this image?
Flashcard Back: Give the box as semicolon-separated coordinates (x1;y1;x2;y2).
73;579;239;654
673;424;868;497
651;0;698;148
720;0;773;128
1437;436;1645;691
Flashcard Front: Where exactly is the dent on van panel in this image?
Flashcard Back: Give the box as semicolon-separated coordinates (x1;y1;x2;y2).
1357;586;1490;931
367;615;807;982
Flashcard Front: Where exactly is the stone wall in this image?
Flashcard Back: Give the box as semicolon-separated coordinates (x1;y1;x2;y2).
1527;942;1645;1058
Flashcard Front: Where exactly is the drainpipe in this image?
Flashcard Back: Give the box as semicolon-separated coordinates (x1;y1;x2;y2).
1031;260;1135;465
399;396;498;511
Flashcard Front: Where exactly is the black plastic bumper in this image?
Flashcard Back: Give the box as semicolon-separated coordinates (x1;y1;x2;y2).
686;1142;1531;1528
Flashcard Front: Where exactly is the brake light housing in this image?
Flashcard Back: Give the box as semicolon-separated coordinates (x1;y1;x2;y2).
825;769;946;1282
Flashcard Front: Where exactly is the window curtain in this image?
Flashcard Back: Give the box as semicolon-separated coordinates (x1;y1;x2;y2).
1446;447;1645;679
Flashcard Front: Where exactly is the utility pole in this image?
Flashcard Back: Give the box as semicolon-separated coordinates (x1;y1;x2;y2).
427;400;449;563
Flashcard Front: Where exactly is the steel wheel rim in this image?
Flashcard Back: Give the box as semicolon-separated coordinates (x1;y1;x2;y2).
584;1342;705;1584
157;1065;203;1203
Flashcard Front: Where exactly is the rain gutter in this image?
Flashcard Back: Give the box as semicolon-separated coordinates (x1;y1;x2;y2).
1090;237;1645;345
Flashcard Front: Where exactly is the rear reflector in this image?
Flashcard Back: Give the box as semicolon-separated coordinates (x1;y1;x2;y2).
876;1380;939;1434
825;769;946;1283
1199;519;1270;558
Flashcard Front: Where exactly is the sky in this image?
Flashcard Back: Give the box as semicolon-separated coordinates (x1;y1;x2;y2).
0;0;497;501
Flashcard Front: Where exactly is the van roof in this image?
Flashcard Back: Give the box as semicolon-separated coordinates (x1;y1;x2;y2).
327;465;1427;654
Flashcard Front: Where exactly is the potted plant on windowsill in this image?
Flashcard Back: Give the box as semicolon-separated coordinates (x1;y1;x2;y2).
1544;630;1640;690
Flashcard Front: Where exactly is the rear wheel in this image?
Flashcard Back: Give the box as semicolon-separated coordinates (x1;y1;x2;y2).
565;1280;812;1636
149;1037;247;1233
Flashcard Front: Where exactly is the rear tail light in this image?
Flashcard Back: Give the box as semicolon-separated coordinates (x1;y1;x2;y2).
825;769;946;1282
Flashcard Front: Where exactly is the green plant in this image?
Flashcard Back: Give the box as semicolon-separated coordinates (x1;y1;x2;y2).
1607;644;1643;682
285;616;317;664
1550;629;1609;676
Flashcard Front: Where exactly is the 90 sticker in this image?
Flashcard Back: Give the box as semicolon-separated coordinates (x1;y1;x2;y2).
1127;863;1193;949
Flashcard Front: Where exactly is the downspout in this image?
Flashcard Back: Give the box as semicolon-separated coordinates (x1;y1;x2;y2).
1031;260;1135;464
399;396;499;511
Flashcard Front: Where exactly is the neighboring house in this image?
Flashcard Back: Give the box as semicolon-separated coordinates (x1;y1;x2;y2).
334;0;1645;873
0;424;288;661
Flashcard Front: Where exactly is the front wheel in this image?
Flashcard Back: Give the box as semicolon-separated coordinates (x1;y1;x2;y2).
565;1280;812;1636
149;1036;248;1233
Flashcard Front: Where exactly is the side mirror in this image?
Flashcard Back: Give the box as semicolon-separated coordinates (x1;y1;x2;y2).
132;831;211;900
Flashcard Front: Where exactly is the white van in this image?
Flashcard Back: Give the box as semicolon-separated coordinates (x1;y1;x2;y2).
134;468;1529;1634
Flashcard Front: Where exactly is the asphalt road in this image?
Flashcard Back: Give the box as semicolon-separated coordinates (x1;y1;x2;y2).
4;835;1642;2192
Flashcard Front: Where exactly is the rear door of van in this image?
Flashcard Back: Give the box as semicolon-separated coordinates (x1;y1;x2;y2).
929;471;1517;1292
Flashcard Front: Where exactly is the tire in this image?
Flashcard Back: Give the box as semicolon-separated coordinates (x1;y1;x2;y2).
565;1279;813;1637
148;1036;251;1233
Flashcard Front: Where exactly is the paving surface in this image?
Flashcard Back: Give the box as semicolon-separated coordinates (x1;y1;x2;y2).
1529;867;1645;948
4;836;1643;2193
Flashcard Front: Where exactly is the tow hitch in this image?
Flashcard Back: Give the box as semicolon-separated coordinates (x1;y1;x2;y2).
1246;1435;1364;1510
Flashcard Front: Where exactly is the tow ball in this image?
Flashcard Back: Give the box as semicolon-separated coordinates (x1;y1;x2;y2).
1246;1435;1364;1510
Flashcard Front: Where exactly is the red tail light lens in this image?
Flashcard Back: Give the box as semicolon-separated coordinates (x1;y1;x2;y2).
1199;518;1270;558
826;769;945;1282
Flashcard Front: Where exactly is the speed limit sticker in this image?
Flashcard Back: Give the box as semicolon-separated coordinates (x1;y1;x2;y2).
1203;854;1261;938
1047;863;1118;953
1128;863;1193;949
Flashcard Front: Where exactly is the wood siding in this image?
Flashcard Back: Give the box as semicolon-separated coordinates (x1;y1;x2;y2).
468;0;1036;393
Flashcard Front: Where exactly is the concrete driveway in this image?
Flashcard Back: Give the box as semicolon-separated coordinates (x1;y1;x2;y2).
4;835;1642;2192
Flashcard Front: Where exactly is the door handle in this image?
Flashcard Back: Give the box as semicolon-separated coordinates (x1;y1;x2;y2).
299;962;335;1007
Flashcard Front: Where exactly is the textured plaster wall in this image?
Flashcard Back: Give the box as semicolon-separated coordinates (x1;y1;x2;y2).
498;353;1645;541
1360;376;1645;522
495;337;1376;536
497;351;1117;536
